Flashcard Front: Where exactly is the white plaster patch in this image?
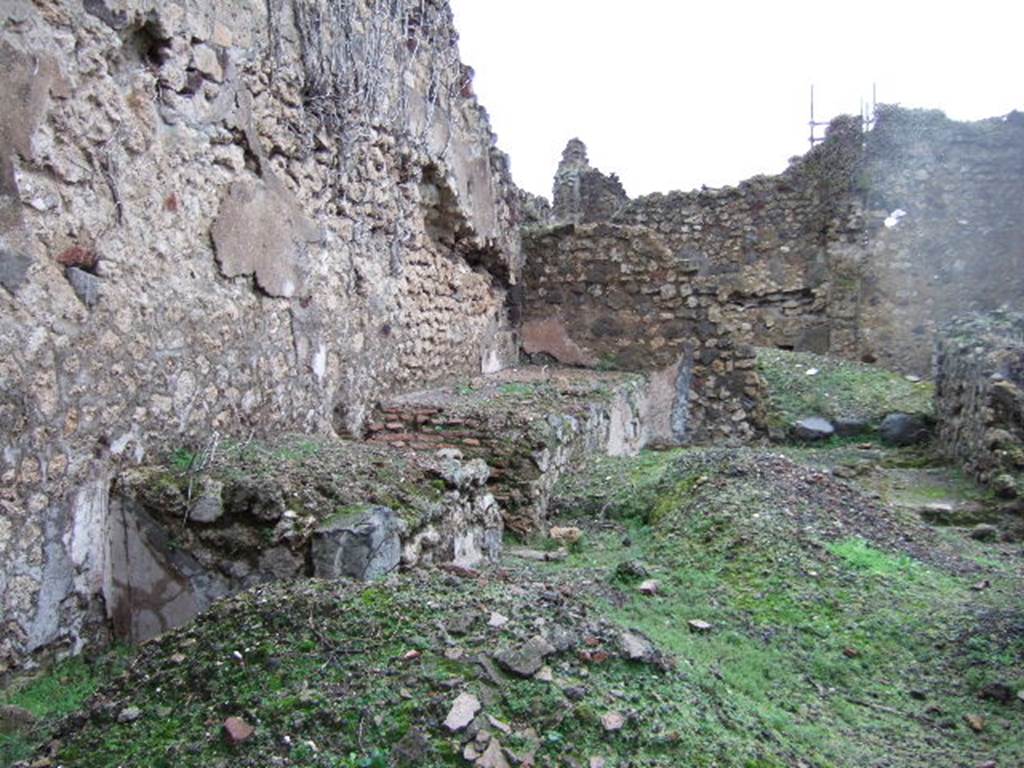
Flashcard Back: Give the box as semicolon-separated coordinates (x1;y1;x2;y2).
312;343;327;381
884;209;907;228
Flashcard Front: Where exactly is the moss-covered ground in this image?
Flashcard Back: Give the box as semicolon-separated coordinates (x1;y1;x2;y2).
757;347;934;430
4;441;1021;768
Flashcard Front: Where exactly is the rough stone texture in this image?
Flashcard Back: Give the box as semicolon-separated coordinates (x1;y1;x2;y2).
878;413;932;447
100;438;505;643
0;0;524;671
935;311;1024;498
521;223;765;444
312;506;405;581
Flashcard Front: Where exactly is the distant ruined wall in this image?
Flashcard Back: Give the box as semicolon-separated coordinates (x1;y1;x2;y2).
522;108;1024;441
935;311;1024;499
0;0;522;671
855;108;1024;373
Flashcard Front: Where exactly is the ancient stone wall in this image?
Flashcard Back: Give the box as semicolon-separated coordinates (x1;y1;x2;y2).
856;108;1024;372
522;108;1024;439
522;224;763;444
0;0;522;671
934;311;1024;499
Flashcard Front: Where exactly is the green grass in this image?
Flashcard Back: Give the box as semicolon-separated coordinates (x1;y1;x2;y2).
1;650;130;766
757;347;934;429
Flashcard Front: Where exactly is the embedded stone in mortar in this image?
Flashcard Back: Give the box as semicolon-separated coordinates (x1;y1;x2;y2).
312;506;406;581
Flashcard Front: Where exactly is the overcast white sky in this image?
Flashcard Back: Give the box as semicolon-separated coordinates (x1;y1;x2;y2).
448;1;1023;199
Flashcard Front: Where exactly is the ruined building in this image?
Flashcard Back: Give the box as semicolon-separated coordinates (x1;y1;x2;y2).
1;0;1022;671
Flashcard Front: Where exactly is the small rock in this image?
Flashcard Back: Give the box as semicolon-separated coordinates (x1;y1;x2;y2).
620;630;657;661
969;524;999;542
978;682;1014;705
487;715;512;735
600;711;625;732
793;417;834;441
843;647;860;658
495;636;556;678
488;612;509;629
563;685;587;701
549;526;582;545
687;619;713;634
963;713;985;733
638;579;660;596
590;759;607;768
223;716;254;745
476;738;510;768
904;374;922;383
879;413;931;446
447;612;478;636
615;560;649;580
443;692;481;732
117;706;142;724
534;665;554;682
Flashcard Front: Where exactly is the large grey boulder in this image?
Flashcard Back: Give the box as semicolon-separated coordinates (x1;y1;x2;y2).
879;413;932;446
793;417;835;441
312;506;406;581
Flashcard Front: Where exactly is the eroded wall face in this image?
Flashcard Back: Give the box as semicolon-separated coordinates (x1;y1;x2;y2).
856;109;1024;373
0;0;521;670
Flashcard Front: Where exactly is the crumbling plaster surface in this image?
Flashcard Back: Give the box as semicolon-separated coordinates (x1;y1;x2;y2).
0;0;523;671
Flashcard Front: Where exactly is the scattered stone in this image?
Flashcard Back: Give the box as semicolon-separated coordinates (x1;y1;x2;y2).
549;526;582;545
904;374;922;383
311;506;405;580
963;713;985;733
447;611;478;636
488;612;509;629
223;716;254;745
590;758;607;768
969;523;999;542
600;711;625;732
534;665;554;682
978;682;1014;705
476;738;510;768
879;413;931;446
495;636;556;678
842;647;860;658
687;620;712;634
563;685;587;701
970;579;991;591
637;579;660;596
619;630;657;662
487;715;512;735
443;692;481;732
0;705;37;734
116;706;141;724
615;560;649;580
793;417;835;441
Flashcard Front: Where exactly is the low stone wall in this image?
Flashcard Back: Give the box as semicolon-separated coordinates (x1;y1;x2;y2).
105;438;501;644
366;367;648;533
935;311;1024;499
